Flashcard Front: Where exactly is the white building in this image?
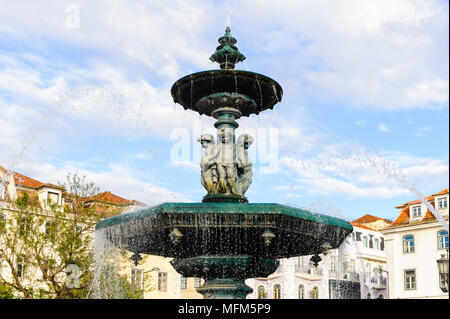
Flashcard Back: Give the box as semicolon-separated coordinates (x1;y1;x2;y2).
246;215;390;299
381;189;449;299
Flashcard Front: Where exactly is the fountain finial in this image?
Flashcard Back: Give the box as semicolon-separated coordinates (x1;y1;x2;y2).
210;27;246;69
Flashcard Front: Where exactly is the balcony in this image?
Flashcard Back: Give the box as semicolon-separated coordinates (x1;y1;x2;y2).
295;265;323;277
329;270;360;282
366;275;387;289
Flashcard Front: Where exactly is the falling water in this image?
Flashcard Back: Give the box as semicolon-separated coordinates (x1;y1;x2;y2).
190;79;193;108
272;84;280;103
256;78;263;107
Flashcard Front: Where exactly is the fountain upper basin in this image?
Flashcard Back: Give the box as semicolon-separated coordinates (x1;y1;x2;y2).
170;70;283;116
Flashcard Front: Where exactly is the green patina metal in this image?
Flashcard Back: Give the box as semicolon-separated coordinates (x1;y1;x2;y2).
210;27;246;70
170;69;283;117
95;26;354;299
96;202;352;231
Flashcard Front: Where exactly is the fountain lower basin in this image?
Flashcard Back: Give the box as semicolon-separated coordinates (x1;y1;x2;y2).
95;202;352;298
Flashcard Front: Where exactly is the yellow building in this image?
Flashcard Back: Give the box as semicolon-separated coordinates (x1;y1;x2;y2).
1;165;203;299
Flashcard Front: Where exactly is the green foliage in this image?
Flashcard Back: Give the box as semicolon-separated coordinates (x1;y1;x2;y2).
92;263;144;299
0;173;141;299
0;283;14;299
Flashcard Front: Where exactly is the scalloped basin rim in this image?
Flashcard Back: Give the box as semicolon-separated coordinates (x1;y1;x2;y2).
95;202;353;231
171;69;282;87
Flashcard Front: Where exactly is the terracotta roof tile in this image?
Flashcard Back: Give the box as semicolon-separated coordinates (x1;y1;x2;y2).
84;191;131;205
395;196;434;208
352;214;392;224
13;171;44;189
432;189;449;196
350;221;377;232
390;190;447;227
390;206;410;226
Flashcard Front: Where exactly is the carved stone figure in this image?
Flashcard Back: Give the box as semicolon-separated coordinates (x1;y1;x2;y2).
216;128;238;195
235;134;254;195
198;134;219;194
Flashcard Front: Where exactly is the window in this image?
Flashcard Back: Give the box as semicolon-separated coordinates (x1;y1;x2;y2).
131;269;143;290
16;256;26;278
349;260;356;273
158;272;168;292
374;238;380;250
18;217;32;237
273;284;281;299
363;236;368;248
330;256;337;274
404;269;416;290
437;230;449;250
412;205;421;218
310;286;319;299
194;277;202;288
365;264;371;277
257;286;266;299
180;276;187;289
438;197;447;209
298;284;305;299
45;222;56;235
403;235;415;254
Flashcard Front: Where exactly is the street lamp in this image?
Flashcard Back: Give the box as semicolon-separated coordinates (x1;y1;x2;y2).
436;249;449;293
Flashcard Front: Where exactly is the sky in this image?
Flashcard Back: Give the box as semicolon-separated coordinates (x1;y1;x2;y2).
0;0;448;222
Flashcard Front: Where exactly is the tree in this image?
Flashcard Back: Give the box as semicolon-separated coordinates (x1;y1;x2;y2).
0;173;142;299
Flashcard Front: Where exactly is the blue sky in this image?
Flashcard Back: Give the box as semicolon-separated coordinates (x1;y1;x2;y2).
0;0;448;221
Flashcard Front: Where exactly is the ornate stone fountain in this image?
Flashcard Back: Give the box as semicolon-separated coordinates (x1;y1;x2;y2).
95;27;353;299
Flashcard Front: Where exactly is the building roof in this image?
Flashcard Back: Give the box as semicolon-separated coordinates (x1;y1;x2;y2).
84;191;131;205
352;214;392;225
2;165;140;210
388;189;448;228
395;195;434;209
432;189;449;197
350;221;378;232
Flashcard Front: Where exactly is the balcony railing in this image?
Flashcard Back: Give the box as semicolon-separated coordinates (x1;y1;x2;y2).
367;275;387;288
329;270;360;282
295;265;323;276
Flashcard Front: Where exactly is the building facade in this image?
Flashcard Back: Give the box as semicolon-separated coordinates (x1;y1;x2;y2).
381;189;449;299
246;214;390;299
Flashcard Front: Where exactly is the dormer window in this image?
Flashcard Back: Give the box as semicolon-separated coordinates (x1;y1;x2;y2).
438;197;447;209
412;205;421;218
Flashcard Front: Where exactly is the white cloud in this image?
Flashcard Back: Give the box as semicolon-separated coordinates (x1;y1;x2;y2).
279;146;448;199
378;123;390;132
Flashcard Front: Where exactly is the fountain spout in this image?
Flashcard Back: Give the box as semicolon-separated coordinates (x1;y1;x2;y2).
210;27;246;69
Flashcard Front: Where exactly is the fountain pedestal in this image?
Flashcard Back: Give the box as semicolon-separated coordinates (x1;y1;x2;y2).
171;255;279;299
